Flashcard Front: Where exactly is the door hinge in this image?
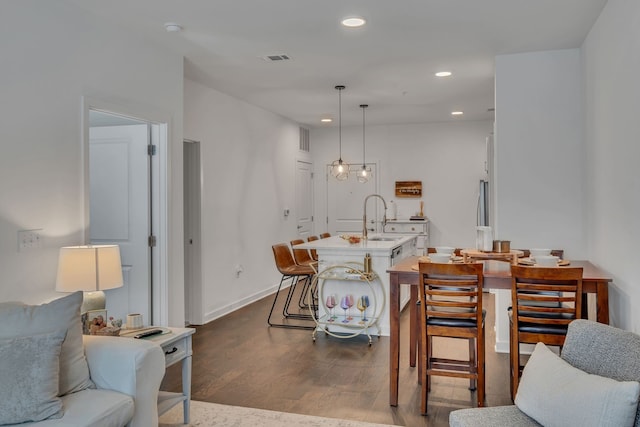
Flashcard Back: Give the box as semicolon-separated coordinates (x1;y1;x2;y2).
148;235;157;247
147;144;157;156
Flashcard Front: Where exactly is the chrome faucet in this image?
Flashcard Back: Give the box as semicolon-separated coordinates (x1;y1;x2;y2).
363;194;388;240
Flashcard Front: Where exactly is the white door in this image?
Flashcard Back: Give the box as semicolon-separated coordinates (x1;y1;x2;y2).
90;124;151;324
327;163;378;234
296;160;313;238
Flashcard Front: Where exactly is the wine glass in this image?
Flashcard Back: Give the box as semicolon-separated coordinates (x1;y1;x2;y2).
346;294;355;320
340;296;350;323
357;295;370;324
325;294;337;322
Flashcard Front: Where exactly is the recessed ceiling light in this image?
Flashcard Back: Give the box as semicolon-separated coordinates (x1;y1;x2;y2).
451;111;464;116
435;71;452;77
341;17;366;28
164;22;182;32
321;118;333;123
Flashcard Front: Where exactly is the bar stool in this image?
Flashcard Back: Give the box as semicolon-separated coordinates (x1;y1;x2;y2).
509;265;583;400
307;235;319;261
267;243;316;330
418;261;485;415
290;239;318;311
319;232;331;239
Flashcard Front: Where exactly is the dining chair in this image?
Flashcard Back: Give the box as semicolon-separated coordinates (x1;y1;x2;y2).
267;243;316;330
306;235;319;261
319;232;331;239
418;261;485;415
411;247;463;371
509;265;583;400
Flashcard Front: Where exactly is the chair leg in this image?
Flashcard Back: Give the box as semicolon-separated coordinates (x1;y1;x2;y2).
417;318;422;385
510;325;520;401
477;326;485;407
420;328;429;415
267;274;315;330
468;337;476;391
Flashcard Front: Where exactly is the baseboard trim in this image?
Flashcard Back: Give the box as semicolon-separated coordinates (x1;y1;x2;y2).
201;283;288;325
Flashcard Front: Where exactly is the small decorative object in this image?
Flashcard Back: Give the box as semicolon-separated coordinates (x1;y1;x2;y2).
83;309;108;335
340;234;361;244
109;317;123;328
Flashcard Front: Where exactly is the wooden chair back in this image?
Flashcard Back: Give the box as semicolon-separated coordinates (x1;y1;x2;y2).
516;249;565;258
419;262;484;330
509;264;583;399
426;247;462;256
319;232;331;239
272;243;314;276
511;265;583;339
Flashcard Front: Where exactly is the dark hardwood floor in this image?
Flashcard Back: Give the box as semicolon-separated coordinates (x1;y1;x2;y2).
162;285;513;426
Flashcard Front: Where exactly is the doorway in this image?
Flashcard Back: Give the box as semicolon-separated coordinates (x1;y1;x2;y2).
84;98;168;326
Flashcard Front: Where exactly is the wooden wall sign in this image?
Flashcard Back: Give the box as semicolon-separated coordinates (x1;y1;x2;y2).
395;181;422;198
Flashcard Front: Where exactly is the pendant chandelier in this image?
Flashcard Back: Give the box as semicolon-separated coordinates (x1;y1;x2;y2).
330;85;350;180
356;104;372;183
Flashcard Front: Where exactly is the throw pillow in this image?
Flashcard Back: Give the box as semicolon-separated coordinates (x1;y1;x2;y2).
0;330;66;424
515;342;640;427
0;292;94;395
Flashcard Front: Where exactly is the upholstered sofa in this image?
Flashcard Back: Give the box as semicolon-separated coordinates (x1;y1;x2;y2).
0;292;166;426
449;319;640;427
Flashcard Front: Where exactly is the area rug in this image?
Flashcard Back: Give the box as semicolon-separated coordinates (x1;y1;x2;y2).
159;400;396;427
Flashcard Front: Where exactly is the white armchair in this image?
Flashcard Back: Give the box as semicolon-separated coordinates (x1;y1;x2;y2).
83;335;166;427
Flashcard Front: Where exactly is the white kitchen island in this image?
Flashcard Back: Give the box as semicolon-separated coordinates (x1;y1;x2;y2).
295;234;416;337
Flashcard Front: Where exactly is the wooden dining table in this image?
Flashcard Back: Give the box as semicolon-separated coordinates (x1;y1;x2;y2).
386;255;612;406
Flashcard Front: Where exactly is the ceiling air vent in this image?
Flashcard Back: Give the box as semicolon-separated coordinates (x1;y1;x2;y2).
261;54;291;61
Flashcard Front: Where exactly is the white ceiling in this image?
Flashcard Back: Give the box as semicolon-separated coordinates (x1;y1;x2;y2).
68;0;607;128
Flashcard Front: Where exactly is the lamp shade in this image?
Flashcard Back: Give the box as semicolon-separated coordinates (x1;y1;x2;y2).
55;245;123;292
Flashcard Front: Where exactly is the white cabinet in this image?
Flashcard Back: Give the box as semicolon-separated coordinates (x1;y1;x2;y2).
383;220;429;253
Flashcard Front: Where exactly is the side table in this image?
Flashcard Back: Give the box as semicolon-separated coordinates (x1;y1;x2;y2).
123;327;195;424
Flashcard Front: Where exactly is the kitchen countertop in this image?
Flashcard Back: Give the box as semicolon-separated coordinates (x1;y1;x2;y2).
295;234;416;254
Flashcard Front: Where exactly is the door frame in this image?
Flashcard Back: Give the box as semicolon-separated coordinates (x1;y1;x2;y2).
183;139;203;325
295;158;314;238
81;95;170;326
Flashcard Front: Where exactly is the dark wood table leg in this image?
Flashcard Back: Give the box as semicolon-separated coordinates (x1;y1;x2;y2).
389;272;400;406
596;280;609;324
409;285;418;367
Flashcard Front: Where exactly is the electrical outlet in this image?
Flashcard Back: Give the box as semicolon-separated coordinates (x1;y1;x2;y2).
18;229;43;252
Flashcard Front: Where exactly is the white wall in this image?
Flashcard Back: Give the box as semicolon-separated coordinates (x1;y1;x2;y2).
310;121;493;248
184;79;304;323
495;49;585;258
583;0;640;332
0;1;185;325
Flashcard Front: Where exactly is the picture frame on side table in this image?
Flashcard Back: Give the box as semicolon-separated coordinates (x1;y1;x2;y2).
83;309;108;335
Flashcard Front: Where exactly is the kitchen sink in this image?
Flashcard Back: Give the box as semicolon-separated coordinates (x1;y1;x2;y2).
367;236;399;241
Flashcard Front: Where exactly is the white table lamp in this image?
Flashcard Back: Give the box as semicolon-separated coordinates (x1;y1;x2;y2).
55;245;123;313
